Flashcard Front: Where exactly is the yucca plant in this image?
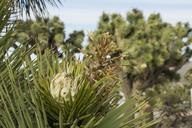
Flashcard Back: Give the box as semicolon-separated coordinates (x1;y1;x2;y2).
0;0;158;128
0;49;158;128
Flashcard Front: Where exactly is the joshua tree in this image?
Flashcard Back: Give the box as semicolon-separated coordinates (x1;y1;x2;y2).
94;9;192;97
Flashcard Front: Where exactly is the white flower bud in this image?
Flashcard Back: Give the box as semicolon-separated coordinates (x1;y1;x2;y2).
50;72;76;101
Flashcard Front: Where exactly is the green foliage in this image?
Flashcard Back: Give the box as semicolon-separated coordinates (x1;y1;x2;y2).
9;16;85;57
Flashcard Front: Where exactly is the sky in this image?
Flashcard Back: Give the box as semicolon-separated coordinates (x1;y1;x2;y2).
47;0;192;35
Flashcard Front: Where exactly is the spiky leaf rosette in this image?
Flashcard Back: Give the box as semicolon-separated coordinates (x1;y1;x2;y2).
0;42;158;128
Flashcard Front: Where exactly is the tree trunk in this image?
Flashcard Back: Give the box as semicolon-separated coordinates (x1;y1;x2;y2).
121;72;133;98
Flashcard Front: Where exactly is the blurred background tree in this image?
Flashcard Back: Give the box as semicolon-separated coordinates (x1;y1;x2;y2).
94;9;192;96
9;16;84;58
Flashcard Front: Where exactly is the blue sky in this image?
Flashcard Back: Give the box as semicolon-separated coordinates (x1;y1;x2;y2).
48;0;192;34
